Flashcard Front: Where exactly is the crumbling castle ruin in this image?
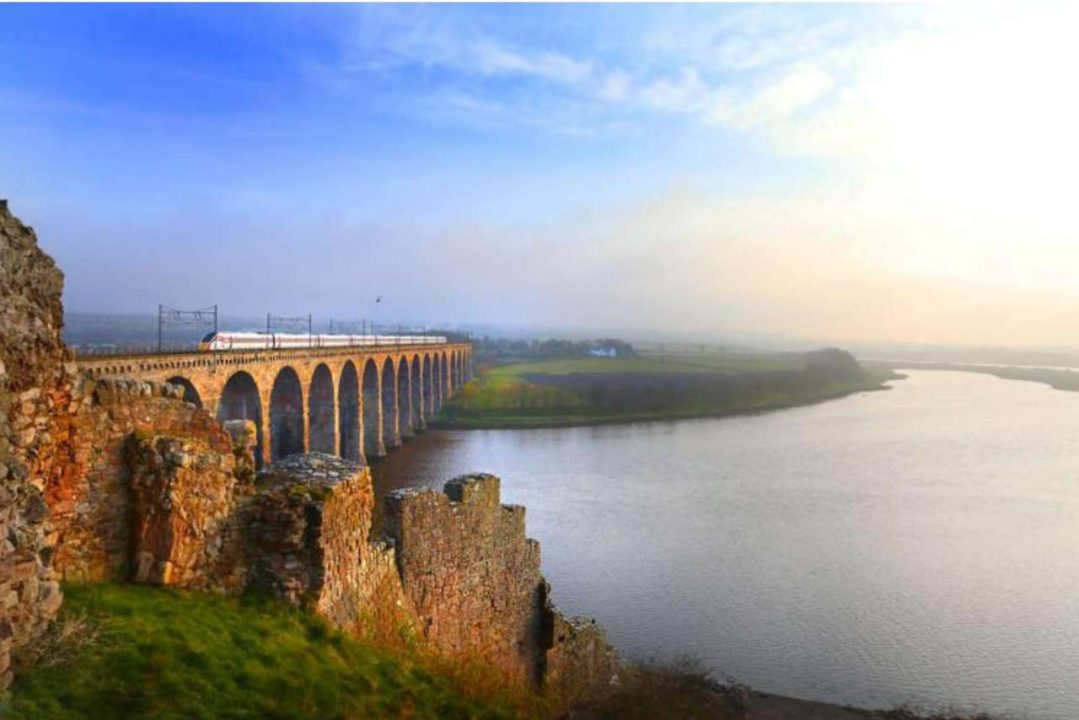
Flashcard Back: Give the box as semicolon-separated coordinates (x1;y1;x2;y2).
0;200;618;704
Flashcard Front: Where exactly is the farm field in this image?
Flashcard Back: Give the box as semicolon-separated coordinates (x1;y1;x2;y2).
438;350;895;429
488;352;807;377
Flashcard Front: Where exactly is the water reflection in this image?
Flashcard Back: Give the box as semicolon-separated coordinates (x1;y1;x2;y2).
373;371;1079;719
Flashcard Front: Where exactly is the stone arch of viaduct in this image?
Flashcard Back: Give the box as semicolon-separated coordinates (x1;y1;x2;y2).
77;343;473;468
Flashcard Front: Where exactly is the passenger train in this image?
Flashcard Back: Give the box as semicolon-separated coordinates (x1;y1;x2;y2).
198;332;448;352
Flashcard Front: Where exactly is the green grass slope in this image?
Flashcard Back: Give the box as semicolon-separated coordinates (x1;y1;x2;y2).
3;584;525;720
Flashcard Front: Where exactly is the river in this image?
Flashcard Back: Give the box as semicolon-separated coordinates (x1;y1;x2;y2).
373;370;1079;719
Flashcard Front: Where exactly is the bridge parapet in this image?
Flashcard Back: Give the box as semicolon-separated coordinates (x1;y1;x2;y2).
75;342;470;378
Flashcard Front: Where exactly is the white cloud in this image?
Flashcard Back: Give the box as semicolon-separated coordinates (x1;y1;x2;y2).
706;64;834;130
331;5;868;143
343;9;594;87
639;68;709;114
421;89;602;138
598;70;632;103
310;4;1079;345
472;41;592;84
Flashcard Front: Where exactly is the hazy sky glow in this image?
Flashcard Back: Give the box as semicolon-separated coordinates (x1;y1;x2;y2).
3;3;1077;346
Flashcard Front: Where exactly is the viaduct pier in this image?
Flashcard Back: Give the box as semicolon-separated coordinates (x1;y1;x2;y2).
75;342;473;467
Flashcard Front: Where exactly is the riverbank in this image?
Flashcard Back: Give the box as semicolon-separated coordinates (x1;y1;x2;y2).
437;350;902;429
432;376;897;429
580;660;995;720
868;359;1079;393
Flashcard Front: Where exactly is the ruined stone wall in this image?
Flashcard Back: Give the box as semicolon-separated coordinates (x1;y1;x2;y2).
384;475;547;686
0;202;65;394
383;475;620;700
541;600;620;704
49;377;240;584
0;199;615;704
126;426;251;592
225;464;618;700
243;454;413;641
0;201;68;687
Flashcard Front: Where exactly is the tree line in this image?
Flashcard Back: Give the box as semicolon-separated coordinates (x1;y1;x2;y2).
473;336;637;363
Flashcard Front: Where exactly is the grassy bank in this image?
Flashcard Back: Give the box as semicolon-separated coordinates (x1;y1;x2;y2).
2;584;532;720
4;585;1001;720
438;350;898;429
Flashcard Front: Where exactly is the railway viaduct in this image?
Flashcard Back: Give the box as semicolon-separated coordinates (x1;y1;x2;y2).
75;342;473;468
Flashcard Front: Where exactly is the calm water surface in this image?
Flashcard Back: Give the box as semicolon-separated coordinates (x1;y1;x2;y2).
374;371;1079;719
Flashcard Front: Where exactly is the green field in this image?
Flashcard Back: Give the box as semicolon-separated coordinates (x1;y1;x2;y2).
486;353;807;377
438;351;894;429
3;584;532;720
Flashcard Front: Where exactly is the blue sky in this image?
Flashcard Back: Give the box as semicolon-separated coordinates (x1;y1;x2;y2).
4;5;839;218
3;3;1077;345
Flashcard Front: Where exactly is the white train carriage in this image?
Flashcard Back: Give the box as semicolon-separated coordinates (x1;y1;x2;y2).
198;332;447;352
